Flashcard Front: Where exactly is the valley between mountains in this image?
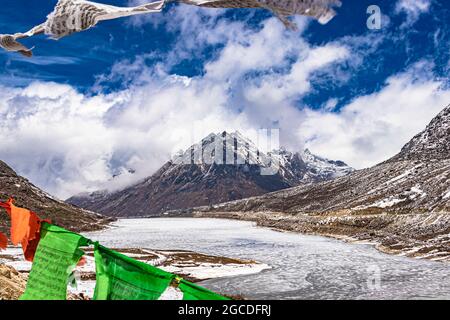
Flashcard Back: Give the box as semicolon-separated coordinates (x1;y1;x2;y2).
193;105;450;262
2;105;450;264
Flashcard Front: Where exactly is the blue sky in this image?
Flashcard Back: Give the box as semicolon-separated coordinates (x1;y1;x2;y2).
2;1;449;102
0;0;449;198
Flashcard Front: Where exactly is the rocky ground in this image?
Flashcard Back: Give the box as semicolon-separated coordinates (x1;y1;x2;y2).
0;264;26;300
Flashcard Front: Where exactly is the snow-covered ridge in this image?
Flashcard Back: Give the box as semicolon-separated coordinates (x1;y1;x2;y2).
67;131;354;217
169;130;353;183
274;148;354;182
171;131;273;168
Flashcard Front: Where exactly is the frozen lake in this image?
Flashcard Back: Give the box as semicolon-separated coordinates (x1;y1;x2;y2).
85;218;450;300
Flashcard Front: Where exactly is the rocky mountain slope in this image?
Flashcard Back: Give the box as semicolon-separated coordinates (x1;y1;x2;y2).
68;131;353;217
195;105;450;262
0;160;113;234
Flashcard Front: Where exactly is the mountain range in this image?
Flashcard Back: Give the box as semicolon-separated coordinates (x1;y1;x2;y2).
1;103;448;261
67;131;353;217
194;104;450;261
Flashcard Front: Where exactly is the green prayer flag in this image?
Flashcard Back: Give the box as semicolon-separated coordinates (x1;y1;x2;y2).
93;244;175;300
179;280;230;300
93;244;229;300
20;223;89;300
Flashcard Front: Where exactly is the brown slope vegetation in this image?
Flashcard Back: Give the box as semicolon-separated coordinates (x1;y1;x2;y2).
0;160;113;234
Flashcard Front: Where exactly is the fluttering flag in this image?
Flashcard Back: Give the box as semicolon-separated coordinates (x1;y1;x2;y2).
0;232;7;250
94;244;229;300
2;199;50;261
178;0;342;30
2;197;229;300
1;0;166;57
179;279;229;300
0;0;342;57
94;244;178;300
0;202;10;250
0;34;34;57
20;223;90;300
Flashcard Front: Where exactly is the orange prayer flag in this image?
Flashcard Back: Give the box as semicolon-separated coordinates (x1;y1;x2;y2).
6;199;37;245
0;201;10;251
0;232;7;250
4;199;50;261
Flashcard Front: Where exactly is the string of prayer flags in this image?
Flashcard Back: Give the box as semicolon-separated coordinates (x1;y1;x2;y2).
1;0;341;58
178;0;341;30
20;223;90;300
0;199;50;261
93;244;229;300
1;198;229;300
0;0;165;57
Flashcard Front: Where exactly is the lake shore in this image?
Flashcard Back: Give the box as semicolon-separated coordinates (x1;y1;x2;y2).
193;211;450;263
4;218;448;300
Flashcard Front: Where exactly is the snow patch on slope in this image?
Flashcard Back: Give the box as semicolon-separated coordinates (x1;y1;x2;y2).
357;185;427;210
443;190;450;200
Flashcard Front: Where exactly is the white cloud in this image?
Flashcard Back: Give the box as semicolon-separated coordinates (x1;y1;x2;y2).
243;43;349;104
0;77;253;199
0;4;448;201
395;0;432;27
298;62;450;169
0;15;351;199
4;58;448;200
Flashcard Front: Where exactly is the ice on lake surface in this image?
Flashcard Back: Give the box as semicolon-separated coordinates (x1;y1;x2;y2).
84;218;450;300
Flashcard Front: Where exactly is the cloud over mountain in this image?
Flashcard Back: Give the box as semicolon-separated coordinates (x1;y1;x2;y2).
0;1;448;200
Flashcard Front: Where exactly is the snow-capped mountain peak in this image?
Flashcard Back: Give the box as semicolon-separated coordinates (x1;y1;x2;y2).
68;131;353;217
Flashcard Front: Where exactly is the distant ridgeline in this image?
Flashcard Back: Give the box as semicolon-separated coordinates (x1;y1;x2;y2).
68;131;353;217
